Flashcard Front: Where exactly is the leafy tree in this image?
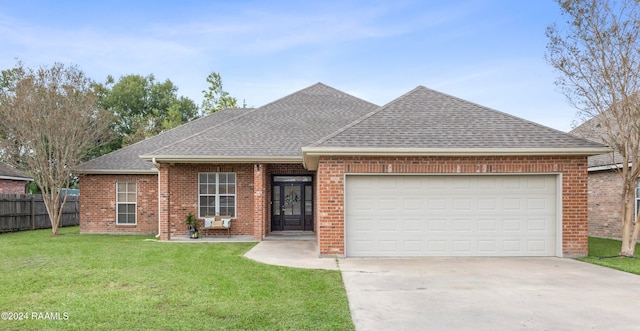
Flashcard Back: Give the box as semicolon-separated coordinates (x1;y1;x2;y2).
201;72;243;114
95;74;199;150
0;62;113;235
546;0;640;256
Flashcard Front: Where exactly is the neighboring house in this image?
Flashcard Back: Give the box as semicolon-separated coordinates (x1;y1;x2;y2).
570;120;629;240
0;162;32;194
76;83;609;257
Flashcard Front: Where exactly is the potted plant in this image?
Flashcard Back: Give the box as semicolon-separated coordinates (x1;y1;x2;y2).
185;212;200;239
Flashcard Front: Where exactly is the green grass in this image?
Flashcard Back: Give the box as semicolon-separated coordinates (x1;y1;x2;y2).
0;227;354;330
578;237;640;275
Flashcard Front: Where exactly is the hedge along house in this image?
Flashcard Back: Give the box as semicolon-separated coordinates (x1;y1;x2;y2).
76;83;610;257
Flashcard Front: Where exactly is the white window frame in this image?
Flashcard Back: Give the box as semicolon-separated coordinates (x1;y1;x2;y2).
116;182;137;225
636;180;640;220
198;172;236;218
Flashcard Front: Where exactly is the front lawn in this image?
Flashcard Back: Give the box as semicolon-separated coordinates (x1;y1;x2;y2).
579;237;640;275
0;227;353;330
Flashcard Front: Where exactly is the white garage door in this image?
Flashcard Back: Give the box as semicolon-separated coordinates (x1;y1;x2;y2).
345;175;558;257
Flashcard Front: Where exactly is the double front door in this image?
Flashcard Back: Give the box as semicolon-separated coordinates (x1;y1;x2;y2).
271;176;313;231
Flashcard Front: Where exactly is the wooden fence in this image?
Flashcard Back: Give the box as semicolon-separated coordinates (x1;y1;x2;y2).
0;194;79;233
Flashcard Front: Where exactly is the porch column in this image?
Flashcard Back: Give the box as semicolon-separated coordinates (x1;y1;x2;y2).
253;163;267;240
158;163;171;240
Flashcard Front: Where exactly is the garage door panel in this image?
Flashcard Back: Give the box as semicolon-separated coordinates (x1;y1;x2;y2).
345;175;558;257
478;219;497;231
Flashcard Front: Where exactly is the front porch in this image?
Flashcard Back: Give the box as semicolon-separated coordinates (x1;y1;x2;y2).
157;162;317;241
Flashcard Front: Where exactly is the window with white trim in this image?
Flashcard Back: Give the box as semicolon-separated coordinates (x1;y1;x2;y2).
116;182;136;224
636;180;640;220
199;173;236;218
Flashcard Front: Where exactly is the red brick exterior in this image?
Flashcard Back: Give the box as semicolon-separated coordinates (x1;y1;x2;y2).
156;163;314;240
79;174;158;235
81;163;315;240
253;164;267;240
315;155;590;257
156;164;255;239
82;156;591;258
587;170;624;239
0;179;28;194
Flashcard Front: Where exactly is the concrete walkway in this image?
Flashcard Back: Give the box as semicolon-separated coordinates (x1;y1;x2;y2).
244;240;338;270
245;240;640;331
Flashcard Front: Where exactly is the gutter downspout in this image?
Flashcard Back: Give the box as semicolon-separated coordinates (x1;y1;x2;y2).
152;157;161;238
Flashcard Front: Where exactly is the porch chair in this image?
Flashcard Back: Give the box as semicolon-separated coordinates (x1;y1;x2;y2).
203;215;232;239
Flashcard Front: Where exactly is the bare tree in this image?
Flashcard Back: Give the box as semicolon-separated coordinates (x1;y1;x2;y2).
547;0;640;256
0;62;112;235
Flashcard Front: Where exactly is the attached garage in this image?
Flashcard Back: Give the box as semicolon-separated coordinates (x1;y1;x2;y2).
345;174;560;257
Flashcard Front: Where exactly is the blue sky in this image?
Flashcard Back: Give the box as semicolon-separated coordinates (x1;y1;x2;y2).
0;1;576;130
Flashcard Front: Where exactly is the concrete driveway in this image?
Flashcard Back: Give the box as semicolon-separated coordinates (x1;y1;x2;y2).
245;241;640;330
339;257;640;331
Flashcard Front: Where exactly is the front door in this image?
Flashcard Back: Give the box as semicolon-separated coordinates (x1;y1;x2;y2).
271;176;313;231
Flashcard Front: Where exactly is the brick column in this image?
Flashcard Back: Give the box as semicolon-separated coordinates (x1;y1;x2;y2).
317;157;346;257
159;164;171;240
253;163;266;240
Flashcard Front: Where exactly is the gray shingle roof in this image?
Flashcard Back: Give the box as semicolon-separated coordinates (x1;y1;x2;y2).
75;108;253;173
569;113;620;169
311;86;609;150
78;83;610;174
142;83;379;160
0;162;32;180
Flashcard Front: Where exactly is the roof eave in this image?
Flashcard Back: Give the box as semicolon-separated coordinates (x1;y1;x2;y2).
75;169;158;175
301;147;613;171
139;155;303;164
587;162;629;172
0;175;33;181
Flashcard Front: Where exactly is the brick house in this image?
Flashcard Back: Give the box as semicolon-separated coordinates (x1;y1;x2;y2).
570;119;633;240
76;83;609;257
0;162;32;194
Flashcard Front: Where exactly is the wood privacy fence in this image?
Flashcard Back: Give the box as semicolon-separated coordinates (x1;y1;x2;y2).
0;194;79;233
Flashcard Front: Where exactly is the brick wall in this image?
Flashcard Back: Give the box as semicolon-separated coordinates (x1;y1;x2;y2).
79;174;158;235
161;164;255;239
587;170;623;239
315;155;590;257
0;179;27;194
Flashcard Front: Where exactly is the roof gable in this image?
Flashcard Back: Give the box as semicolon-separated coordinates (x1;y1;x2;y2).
570;112;623;169
141;83;379;162
302;86;610;169
310;86;608;150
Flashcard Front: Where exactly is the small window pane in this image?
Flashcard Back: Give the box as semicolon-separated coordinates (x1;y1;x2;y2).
221;205;235;217
219;183;227;195
127;192;136;202
227;183;236;194
117;193;127;201
305;201;312;216
220;196;235;217
199;196;216;218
